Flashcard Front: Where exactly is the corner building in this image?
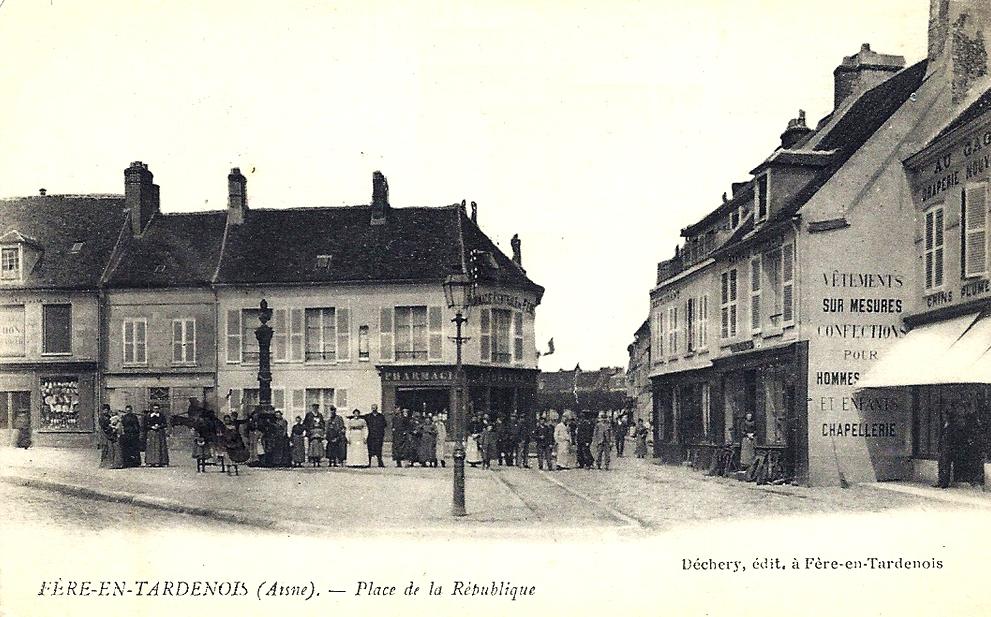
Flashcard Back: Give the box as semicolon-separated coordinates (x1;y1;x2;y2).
649;0;991;485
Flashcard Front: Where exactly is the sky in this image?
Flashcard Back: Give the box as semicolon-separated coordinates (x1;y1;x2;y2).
0;0;929;371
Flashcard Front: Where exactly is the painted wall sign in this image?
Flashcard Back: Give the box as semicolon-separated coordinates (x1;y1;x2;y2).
470;291;536;315
381;368;455;383
0;305;25;357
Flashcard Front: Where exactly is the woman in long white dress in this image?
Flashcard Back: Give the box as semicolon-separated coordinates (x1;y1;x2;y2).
554;419;575;470
434;412;448;468
345;409;369;467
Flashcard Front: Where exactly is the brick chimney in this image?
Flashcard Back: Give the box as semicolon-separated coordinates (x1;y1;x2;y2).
370;171;389;225
124;161;160;236
928;0;991;105
511;233;522;267
780;110;814;149
833;43;906;110
227;167;248;226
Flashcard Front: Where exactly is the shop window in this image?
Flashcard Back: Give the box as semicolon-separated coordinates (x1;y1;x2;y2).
40;376;80;430
0;246;20;281
395;305;428;360
358;325;370;360
0;304;26;357
42;303;72;354
720;269;738;339
925;205;945;289
305;307;337;362
962;185;986;278
171;319;196;365
122;318;147;365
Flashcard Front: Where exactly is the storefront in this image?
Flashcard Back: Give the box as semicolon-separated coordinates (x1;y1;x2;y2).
379;365;538;438
0;362;97;447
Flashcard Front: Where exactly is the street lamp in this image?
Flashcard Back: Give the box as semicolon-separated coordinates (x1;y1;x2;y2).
443;272;475;517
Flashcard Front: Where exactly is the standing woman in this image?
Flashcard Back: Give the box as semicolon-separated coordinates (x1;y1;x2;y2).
345;409;369;468
392;407;408;468
144;404;170;467
634;418;649;458
290;416;306;467
434;411;448;468
554;416;575;470
418;413;438;467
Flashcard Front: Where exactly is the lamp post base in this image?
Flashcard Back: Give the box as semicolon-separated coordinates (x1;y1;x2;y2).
452;445;467;517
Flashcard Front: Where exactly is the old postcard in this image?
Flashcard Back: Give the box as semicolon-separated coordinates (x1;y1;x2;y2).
1;1;989;616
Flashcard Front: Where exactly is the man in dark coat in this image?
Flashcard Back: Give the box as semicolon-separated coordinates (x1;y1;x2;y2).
364;404;387;467
515;413;532;468
495;417;513;466
120;405;143;467
614;414;629;457
326;406;346;466
576;413;595;469
392;407;409;467
532;416;555;471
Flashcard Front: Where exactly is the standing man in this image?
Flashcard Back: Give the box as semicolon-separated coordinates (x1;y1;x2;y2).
936;411;953;488
576;412;595;469
614;413;629;457
515;412;531;469
533;416;555;471
120;405;142;467
593;411;613;470
392;407;409;467
326;406;346;467
364;404;386;467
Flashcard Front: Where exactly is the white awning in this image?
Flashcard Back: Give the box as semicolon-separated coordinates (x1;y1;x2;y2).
938;314;991;383
856;313;980;388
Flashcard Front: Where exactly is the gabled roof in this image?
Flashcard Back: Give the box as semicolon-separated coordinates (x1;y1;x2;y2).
714;59;929;257
106;211;227;288
215;204;542;294
0;195;128;289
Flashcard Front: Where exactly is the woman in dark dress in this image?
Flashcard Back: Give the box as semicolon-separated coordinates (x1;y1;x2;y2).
120;406;142;467
144;404;169;467
290;417;306;467
14;408;31;449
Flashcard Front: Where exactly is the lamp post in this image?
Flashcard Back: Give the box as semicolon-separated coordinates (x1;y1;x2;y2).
443;272;475;517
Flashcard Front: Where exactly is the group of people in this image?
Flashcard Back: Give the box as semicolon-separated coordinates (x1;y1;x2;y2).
465;410;649;471
97;403;168;469
390;408;449;468
287;404;387;468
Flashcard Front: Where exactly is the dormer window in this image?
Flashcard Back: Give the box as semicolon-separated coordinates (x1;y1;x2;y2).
730;208;741;229
316;254;333;270
0;246;20;281
756;174;769;222
69;242;84;254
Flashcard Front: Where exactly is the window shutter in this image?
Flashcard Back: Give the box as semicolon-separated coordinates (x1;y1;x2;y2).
782;243;795;323
230;389;242;415
271;309;287;361
123;321;133;364
379;307;393;360
729;305;737;337
480;308;491;363
289;309;304;361
751;256;761;331
273;388;286;411
336;388;348;409
172;321;182;363
226;309;242;364
513;311;524;362
964;185;985;277
292;389;305;416
700;295;708;348
428;305;443;360
337;306;351;361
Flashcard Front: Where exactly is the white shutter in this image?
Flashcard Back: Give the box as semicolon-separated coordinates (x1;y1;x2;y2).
272;309;287;361
336;388;349;409
782;243;795;323
965;185;986;277
289;309;304;361
123;321;134;364
291;389;305;416
750;256;761;331
379;307;393;360
273;388;285;411
136;321;147;363
428;305;443;360
337;306;351;361
226;309;242;364
480;308;491;363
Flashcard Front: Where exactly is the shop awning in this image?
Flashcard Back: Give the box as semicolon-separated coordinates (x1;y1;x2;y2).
937;313;991;383
856;313;980;388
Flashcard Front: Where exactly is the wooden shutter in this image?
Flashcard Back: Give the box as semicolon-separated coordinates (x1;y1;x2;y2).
273;388;286;411
123;321;134;364
782;243;795;323
289;309;304;361
226;309;241;364
172;320;183;363
379;307;393;360
337;306;351;361
336;389;349;409
135;320;147;363
428;306;443;360
230;389;242;415
291;389;305;416
965;185;985;277
480;308;491;363
513;311;524;362
272;309;287;361
750;256;761;331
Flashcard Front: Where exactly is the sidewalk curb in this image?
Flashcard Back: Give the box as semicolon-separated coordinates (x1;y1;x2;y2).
864;481;991;509
0;473;325;534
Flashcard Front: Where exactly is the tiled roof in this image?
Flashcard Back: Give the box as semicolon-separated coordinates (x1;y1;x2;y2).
106;211;227;288
215;204;542;293
713;59;929;257
538;367;626;393
0;195;128;289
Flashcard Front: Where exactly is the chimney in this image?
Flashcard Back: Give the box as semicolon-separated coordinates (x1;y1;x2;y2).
780;110;814;149
511;233;522;266
470;201;478;224
370;171;389;225
38;188;46;196
833;43;906;109
227;167;248;226
928;0;991;104
124;161;160;236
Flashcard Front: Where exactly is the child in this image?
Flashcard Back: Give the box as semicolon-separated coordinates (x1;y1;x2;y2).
480;423;498;469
